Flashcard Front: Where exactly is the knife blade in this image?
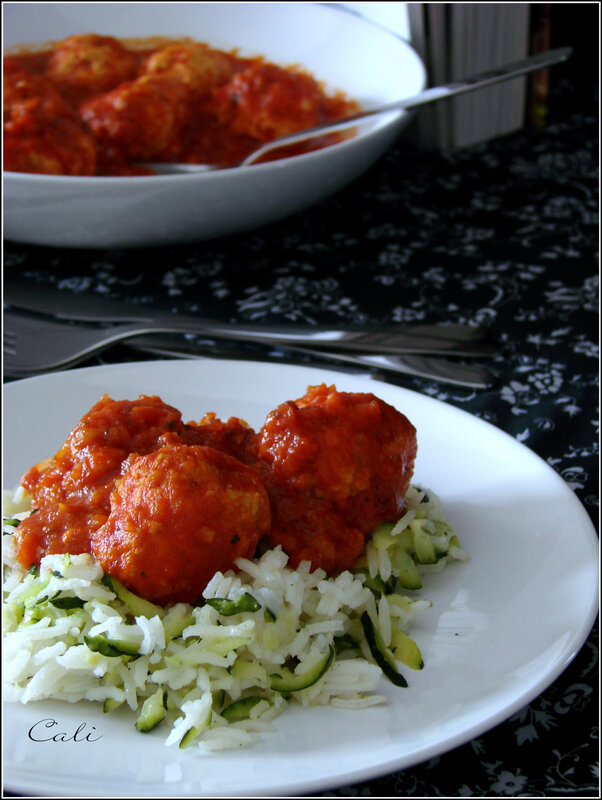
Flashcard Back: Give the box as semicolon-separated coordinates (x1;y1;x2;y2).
125;333;495;389
3;279;497;357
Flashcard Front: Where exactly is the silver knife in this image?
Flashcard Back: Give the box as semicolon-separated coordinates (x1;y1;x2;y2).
127;333;494;389
3;280;496;357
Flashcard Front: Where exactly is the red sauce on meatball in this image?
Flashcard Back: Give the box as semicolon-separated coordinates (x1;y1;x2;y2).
14;385;417;602
254;384;417;572
14;395;186;567
3;60;96;175
180;412;257;465
3;35;360;175
46;34;138;100
91;444;270;604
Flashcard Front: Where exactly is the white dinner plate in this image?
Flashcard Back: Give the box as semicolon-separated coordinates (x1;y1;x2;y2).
3;359;598;797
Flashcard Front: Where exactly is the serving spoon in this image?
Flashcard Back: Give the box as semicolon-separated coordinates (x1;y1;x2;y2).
141;47;572;175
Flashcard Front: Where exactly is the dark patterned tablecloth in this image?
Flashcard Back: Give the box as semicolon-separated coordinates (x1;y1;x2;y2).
3;18;599;798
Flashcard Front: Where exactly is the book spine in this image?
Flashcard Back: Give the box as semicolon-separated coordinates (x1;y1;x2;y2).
527;2;552;129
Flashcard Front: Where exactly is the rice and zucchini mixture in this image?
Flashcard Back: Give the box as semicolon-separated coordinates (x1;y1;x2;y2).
3;484;467;752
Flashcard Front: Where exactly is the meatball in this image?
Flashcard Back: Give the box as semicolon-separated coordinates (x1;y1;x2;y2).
180;412;257;465
211;62;325;141
256;384;417;573
80;74;188;161
91;444;271;604
262;482;366;577
15;395;186;568
4;61;65;120
141;42;233;96
3;61;96;175
46;34;137;98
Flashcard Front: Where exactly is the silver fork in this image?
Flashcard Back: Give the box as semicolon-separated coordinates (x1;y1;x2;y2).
2;311;495;388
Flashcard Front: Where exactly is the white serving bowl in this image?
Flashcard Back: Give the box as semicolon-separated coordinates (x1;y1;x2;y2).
3;2;425;248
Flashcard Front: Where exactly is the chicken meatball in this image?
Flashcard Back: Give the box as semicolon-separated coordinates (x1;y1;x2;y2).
3;61;96;175
180;412;257;465
46;34;137;98
141;42;233;96
211;62;325;141
256;384;417;573
80;74;188;161
91;444;271;604
15;395;186;568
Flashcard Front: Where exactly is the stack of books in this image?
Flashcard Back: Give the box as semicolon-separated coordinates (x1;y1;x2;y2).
406;2;535;149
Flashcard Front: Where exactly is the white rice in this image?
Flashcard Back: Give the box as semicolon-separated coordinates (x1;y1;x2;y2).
3;484;467;751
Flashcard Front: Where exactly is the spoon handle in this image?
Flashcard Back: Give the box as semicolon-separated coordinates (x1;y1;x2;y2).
242;47;573;163
142;46;572;174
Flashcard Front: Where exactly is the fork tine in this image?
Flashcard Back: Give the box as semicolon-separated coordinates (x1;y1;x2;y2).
3;312;129;376
3;330;17;355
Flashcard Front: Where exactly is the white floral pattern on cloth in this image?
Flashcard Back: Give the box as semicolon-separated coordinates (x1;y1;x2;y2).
4;70;598;797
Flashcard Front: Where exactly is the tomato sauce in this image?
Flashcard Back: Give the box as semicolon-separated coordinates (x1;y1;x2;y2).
14;385;417;604
15;395;187;567
3;35;360;176
254;385;418;572
92;444;270;605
